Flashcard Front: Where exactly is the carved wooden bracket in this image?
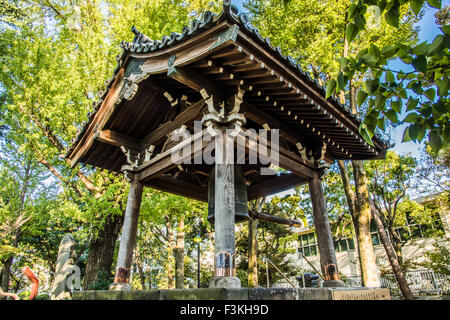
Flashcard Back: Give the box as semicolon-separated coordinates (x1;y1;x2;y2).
120;146;141;169
296;142;314;163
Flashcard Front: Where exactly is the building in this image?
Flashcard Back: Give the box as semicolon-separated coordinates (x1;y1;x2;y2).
294;193;450;282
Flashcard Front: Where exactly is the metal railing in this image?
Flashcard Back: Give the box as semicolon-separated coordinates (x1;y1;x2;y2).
263;257;297;289
381;269;450;296
344;269;450;296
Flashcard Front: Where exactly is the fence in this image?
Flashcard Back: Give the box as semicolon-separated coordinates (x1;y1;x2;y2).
345;269;449;296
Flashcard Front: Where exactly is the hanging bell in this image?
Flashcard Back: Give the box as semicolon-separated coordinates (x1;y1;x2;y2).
207;165;249;224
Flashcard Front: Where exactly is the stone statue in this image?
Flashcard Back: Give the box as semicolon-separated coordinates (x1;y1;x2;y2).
50;234;78;300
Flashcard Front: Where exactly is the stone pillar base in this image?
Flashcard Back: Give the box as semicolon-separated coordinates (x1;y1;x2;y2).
209;277;241;288
109;282;131;291
323;280;345;288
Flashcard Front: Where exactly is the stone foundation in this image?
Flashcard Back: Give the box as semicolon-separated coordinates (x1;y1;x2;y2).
72;287;390;300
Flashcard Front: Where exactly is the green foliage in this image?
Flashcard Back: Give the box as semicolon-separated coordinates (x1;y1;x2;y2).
236;194;306;287
419;241;450;276
0;0;221;292
87;270;113;290
326;0;449;154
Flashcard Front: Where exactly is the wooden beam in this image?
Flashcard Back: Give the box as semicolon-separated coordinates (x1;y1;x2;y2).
141;99;206;148
139;23;239;75
68;68;125;167
145;175;207;202
94;129;142;150
248;209;303;228
167;66;223;98
247;173;307;200
237;128;316;179
136;129;209;182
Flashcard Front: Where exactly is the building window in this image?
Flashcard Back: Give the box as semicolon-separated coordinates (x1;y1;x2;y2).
334;237;355;252
370;221;381;246
298;232;318;257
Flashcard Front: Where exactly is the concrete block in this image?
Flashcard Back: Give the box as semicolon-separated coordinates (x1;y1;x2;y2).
209;277;241;288
121;289;160;300
95;290;122;300
159;288;248;300
72;290;96;300
297;288;333;300
249;288;298;300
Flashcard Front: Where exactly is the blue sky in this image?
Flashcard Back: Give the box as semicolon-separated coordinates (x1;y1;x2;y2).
232;0;447;159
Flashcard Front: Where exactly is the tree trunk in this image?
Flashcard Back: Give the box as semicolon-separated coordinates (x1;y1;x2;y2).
83;213;124;289
1;256;13;295
175;218;185;289
393;241;403;267
136;263;146;289
248;217;258;287
352;160;380;287
370;204;414;300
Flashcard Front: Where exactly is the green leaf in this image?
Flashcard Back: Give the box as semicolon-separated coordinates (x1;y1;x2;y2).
362;53;377;67
348;4;358;20
326;79;337;98
354;13;366;30
417;125;426;142
406;97;419;111
377;117;386;131
403;112;419;123
375;93;386;108
411;81;423;94
410;0;424;15
366;78;379;94
357;90;368;106
346;23;359;43
402;126;411;142
433;101;449;114
381;45;398;58
384;109;399;123
385;7;399;28
413;42;430;56
391;99;402;113
412;55;428;73
441;25;450;35
428;35;444;56
426;0;442;9
397;87;408;99
429;130;444;153
436;78;449;96
337;73;346;91
409;124;420;141
338;57;348;69
424;88;436;101
359;125;375;147
385;71;395;83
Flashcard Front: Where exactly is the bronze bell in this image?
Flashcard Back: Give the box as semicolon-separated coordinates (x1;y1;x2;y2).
207;165;249;224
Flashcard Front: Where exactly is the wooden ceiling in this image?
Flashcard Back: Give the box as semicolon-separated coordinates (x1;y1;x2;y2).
66;3;388;201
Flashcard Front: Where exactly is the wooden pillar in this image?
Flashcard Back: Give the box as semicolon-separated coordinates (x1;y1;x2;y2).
210;130;241;288
308;170;344;286
110;178;143;290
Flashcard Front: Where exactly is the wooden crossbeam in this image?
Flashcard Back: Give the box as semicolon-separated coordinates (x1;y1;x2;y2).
94;129;142;150
141;99;206;148
146;175;208;202
135;129;210;182
247;173;307;200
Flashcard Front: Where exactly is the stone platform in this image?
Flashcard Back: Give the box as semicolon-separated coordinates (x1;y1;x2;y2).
72;287;390;300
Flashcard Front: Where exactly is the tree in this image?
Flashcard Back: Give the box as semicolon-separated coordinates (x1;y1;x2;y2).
137;189;207;289
366;151;418;264
326;0;449;155
236;194;307;287
244;0;419;289
0;0;221;290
